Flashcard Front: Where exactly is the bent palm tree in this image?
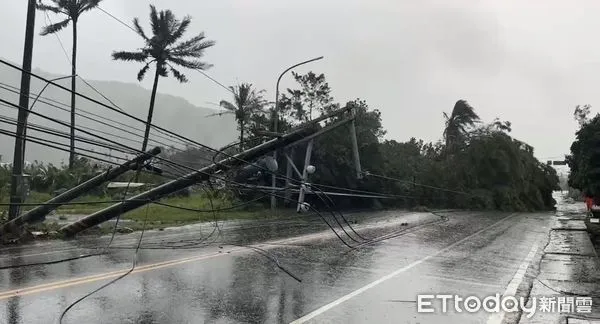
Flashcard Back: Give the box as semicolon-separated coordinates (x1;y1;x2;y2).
112;5;215;152
218;83;266;151
37;0;103;169
443;100;480;151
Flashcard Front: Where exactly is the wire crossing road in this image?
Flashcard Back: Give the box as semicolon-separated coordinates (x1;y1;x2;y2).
0;210;552;324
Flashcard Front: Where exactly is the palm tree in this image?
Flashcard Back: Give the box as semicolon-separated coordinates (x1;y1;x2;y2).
112;5;215;152
36;0;103;169
443;100;480;150
217;84;266;151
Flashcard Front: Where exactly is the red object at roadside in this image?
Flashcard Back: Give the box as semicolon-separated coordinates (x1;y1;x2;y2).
585;197;594;211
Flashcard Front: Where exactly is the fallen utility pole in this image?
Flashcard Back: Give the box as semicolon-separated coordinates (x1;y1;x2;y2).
283;116;354;149
0;147;161;237
59;125;319;237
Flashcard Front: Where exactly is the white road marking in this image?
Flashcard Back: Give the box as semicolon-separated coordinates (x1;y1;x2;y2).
486;243;539;324
289;213;518;324
420;274;504;289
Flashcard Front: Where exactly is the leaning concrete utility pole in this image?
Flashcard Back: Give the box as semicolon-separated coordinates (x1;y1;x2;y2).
283;148;294;205
349;107;363;179
59;125;318;237
0;147;161;237
296;139;314;212
8;0;36;221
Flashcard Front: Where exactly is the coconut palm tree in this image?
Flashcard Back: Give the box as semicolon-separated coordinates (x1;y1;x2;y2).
216;83;266;151
443;100;480;151
112;5;215;152
36;0;103;169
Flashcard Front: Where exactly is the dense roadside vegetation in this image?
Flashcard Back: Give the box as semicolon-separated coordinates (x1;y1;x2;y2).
242;72;559;211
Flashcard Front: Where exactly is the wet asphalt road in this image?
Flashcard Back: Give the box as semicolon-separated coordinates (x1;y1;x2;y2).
0;207;556;324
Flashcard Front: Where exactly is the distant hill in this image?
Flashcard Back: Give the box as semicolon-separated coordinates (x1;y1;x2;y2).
0;59;236;165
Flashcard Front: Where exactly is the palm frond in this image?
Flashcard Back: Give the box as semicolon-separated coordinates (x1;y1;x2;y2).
234;84;250;108
451;100;480;123
149;5;160;37
40;18;71;36
132;17;149;41
219;101;237;112
171;41;216;59
63;0;79;17
168;57;212;70
35;3;64;14
168;16;190;45
170;33;215;55
161;10;176;39
444;99;481;149
137;62;152;81
112;51;148;62
168;64;188;83
79;0;102;13
157;64;168;77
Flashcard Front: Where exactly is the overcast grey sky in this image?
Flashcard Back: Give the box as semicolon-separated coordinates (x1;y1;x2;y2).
2;0;596;161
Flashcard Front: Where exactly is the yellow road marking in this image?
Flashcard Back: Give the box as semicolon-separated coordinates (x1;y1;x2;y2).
0;248;86;260
0;214;423;300
0;247;244;300
0;233;320;300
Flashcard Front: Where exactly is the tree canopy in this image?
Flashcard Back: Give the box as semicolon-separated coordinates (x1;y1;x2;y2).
240;71;558;211
567;105;600;197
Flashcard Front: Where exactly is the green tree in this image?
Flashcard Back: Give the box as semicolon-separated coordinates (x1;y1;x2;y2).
37;0;103;169
574;104;592;127
279;71;336;123
451;120;557;211
567;107;600;196
112;5;215;152
218;83;266;151
311;99;386;191
443;100;480;152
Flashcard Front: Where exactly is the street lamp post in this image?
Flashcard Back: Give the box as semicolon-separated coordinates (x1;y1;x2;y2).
271;56;324;210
